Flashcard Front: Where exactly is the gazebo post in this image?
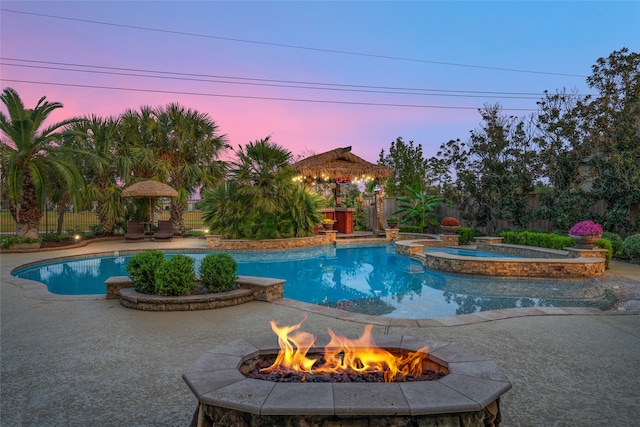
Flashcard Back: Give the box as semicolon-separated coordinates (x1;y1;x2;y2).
372;180;385;234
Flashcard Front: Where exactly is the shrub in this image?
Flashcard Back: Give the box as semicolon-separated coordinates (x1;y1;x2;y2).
499;230;573;250
569;220;603;238
456;227;481;245
0;236;42;249
398;226;423;233
1;235;42;249
441;217;460;226
499;231;526;245
595;238;613;269
623;234;640;261
126;250;165;294
155;254;196;296
602;232;624;257
199;253;238;293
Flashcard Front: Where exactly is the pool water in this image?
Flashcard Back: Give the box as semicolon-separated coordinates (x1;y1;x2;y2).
13;245;612;318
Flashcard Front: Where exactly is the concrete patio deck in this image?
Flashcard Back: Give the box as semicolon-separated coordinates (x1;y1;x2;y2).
1;237;639;426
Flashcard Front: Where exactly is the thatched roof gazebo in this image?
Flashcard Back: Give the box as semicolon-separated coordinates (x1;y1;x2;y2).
291;146;392;183
292;147;393;233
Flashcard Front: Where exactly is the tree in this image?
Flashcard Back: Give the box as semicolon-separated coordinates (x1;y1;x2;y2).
201;137;322;238
117;104;228;234
66;115;125;235
0;88;84;238
378;137;429;196
578;48;640;232
154;103;228;235
437;104;540;233
535;89;596;230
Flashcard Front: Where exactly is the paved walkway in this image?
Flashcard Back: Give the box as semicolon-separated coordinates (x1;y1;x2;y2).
1;238;639;426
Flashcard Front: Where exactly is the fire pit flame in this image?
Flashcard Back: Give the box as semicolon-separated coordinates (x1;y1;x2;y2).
261;319;429;382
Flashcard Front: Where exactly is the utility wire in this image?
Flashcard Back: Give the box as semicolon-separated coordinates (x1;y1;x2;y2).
1;62;547;100
2;79;540;111
3;57;566;97
1;8;588;78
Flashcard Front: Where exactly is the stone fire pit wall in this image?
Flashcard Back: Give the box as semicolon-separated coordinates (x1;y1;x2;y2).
183;334;512;427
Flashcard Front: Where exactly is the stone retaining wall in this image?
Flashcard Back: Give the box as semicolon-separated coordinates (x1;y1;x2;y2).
416;253;605;278
395;234;460;256
112;275;285;311
205;232;336;251
476;243;570;259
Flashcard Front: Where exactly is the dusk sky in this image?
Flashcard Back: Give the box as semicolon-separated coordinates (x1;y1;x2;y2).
2;1;639;163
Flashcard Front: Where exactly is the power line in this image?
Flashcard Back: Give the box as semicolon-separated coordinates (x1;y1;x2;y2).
1;8;588;78
1;79;539;111
3;57;564;97
1;62;549;100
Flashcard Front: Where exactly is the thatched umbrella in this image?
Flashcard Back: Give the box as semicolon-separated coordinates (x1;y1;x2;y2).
291;146;392;182
121;180;178;222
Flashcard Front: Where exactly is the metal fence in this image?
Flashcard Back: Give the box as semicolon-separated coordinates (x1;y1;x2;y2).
0;195;626;236
0;199;205;235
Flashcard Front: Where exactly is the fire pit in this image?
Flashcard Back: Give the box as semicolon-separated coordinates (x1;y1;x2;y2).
183;321;511;427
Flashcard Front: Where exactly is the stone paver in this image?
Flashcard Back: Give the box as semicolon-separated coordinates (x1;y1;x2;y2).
1;238;639;426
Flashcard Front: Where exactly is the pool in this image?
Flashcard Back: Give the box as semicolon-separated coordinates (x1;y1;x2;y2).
13;245;612;318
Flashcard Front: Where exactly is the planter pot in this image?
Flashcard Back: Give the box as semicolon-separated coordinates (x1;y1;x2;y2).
441;225;460;235
387;222;398;229
569;234;599;249
322;223;334;231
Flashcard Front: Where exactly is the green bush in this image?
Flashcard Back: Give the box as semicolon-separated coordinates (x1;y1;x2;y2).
623;234;640;261
595;238;613;269
1;235;42;249
398;226;423;233
126;250;165;294
456;227;482;245
155;254;196;296
199;253;238;293
499;230;574;250
602;232;624;257
499;231;526;245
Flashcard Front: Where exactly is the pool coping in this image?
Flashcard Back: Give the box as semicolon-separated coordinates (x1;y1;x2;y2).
3;243;638;326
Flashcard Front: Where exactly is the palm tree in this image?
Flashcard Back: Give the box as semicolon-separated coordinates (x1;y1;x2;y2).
117;106;166;221
154;103;228;234
117;104;228;233
65;115;125;235
0;88;84;238
202;137;322;238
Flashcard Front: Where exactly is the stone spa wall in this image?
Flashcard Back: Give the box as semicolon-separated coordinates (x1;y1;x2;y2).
407;241;606;279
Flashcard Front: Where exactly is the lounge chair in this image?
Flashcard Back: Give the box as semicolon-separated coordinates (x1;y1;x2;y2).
153;220;174;241
124;221;145;241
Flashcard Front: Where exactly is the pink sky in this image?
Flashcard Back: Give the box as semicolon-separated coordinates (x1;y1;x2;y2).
2;1;639;163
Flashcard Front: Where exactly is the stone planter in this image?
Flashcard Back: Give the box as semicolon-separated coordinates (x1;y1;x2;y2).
8;242;41;250
322;223;335;231
570;234;600;249
441;225;460;235
387;222;398;229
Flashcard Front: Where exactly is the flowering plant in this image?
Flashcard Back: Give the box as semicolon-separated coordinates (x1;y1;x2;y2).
321;218;336;224
569;220;603;238
441;217;460;226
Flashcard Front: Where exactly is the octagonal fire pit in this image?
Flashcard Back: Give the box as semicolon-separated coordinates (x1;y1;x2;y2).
183;322;511;427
